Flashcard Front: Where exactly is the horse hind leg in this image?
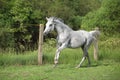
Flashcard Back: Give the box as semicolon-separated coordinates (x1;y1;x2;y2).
76;52;90;68
76;46;91;68
76;56;86;68
87;52;91;67
83;46;91;67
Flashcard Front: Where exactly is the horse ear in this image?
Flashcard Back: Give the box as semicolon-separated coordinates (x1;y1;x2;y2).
53;18;55;22
53;17;57;22
46;17;49;20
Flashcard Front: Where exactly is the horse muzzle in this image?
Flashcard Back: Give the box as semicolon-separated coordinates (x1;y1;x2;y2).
43;31;48;36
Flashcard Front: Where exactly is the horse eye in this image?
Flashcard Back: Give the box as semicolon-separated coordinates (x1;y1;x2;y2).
49;24;52;26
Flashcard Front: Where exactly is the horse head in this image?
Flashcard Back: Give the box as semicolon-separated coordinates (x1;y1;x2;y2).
43;17;56;35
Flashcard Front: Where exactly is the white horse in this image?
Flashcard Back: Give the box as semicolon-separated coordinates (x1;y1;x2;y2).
44;17;100;68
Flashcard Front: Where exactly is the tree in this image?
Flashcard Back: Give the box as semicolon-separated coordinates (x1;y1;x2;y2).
81;0;120;34
0;0;102;52
10;0;53;52
0;0;14;51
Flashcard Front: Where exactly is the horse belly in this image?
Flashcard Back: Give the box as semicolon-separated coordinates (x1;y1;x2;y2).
69;38;85;48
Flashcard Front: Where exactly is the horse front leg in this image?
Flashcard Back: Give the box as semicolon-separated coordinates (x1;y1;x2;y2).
54;49;60;66
54;43;67;67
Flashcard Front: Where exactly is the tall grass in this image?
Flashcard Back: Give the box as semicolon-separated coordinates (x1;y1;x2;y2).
43;37;120;65
0;37;119;66
99;37;120;62
0;51;37;66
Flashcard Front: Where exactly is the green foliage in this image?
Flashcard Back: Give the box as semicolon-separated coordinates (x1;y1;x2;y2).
0;32;14;50
11;0;32;23
10;0;40;52
70;16;83;30
1;0;119;52
0;0;14;50
81;0;120;34
48;0;75;21
100;38;120;48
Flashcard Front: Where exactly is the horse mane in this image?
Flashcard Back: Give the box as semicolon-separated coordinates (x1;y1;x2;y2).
49;17;64;23
50;17;73;31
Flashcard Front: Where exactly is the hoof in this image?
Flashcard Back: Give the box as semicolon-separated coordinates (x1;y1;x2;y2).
54;60;58;64
75;66;80;68
53;64;57;68
75;65;80;68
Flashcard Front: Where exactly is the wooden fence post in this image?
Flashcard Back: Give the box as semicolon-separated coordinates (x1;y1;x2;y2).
93;27;100;60
38;24;44;65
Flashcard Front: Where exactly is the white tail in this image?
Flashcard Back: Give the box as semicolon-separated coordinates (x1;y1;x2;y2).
89;28;100;60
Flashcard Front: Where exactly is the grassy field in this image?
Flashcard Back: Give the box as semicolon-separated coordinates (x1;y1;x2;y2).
0;37;120;80
0;63;120;80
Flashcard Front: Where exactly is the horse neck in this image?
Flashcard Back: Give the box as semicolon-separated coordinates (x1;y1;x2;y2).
55;22;73;35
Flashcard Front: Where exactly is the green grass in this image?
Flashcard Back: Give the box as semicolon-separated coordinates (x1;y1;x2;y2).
0;37;119;66
0;37;120;80
0;63;120;80
0;51;38;66
0;47;119;66
0;46;119;80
